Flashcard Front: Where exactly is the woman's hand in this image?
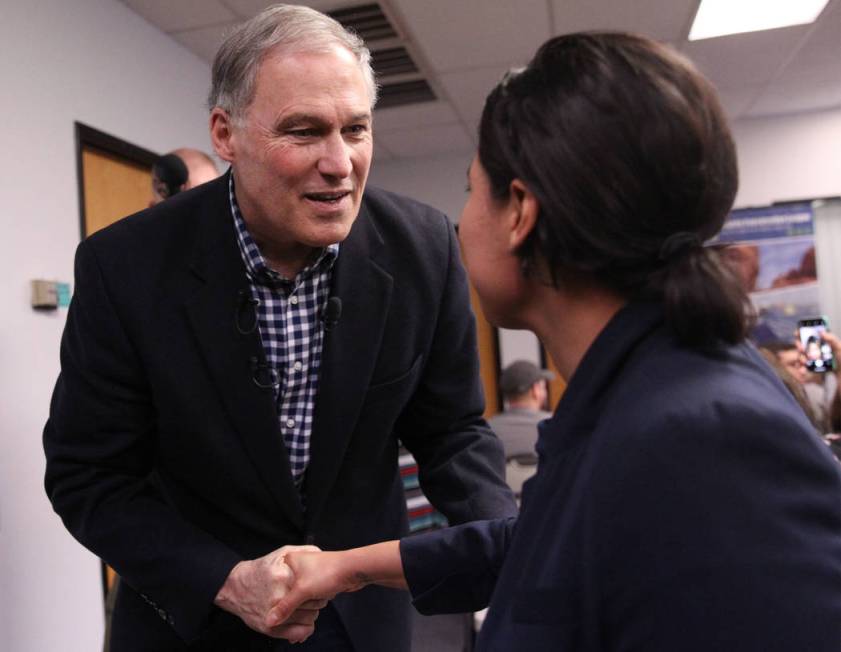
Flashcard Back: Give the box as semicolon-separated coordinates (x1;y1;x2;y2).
265;541;405;627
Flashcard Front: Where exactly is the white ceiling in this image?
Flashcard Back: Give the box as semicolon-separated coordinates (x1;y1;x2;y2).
120;0;841;160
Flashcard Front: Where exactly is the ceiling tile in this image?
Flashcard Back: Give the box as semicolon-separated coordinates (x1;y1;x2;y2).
775;0;841;77
220;0;365;17
375;123;474;158
172;23;237;63
682;25;812;90
550;0;697;41
373;101;460;132
117;0;841;161
388;0;549;72
122;0;236;32
438;65;512;126
715;85;766;120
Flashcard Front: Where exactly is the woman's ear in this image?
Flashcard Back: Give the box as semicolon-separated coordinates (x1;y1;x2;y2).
209;108;236;163
507;178;539;251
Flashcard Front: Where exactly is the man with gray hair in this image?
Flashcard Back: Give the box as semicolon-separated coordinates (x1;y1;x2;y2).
44;4;515;651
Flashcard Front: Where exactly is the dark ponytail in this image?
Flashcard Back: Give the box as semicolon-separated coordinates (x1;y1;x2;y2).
655;246;750;347
478;32;747;348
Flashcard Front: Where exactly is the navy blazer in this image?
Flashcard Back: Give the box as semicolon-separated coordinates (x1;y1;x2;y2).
44;173;516;651
403;302;841;651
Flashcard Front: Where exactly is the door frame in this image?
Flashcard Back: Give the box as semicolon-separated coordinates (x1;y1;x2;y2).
75;122;159;239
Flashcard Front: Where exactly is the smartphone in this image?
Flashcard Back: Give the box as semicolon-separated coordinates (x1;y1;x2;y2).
797;317;834;373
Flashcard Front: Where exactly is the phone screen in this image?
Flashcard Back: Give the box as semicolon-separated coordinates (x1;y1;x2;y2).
798;318;834;373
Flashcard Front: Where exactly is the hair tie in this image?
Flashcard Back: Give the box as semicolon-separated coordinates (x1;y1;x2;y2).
659;231;701;261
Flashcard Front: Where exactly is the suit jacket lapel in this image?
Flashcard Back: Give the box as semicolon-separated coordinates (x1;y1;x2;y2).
184;176;304;529
303;203;394;525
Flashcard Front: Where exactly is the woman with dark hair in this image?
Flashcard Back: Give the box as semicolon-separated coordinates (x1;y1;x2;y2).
268;33;841;650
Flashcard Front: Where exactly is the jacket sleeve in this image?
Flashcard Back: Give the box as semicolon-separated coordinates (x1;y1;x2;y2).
396;215;517;524
400;517;516;614
43;240;241;644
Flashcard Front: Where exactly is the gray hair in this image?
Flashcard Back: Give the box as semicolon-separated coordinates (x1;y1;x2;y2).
207;4;378;120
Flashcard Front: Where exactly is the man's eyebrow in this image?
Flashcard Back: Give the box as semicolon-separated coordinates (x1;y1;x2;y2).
275;112;372;129
276;113;327;129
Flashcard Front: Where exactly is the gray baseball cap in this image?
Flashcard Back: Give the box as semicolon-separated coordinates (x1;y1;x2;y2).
499;360;555;396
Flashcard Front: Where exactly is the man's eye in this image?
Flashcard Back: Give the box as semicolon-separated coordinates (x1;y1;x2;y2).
345;125;368;135
287;128;317;137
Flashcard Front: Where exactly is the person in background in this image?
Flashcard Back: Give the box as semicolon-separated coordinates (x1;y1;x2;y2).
44;5;514;651
801;334;839;434
761;339;807;384
149;147;220;206
488;360;553;460
757;342;818;429
815;331;841;459
271;32;841;651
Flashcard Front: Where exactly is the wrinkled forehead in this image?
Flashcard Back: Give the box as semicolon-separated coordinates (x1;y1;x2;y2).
255;42;374;103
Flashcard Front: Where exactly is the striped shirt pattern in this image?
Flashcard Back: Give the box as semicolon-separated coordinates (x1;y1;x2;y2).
228;174;338;484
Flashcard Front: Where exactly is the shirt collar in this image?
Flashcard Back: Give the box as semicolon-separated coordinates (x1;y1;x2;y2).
228;172;339;290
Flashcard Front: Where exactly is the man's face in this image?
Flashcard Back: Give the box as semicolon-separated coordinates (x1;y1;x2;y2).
778;348;807;384
212;45;373;269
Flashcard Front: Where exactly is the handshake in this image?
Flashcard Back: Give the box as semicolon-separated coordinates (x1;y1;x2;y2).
213;541;404;642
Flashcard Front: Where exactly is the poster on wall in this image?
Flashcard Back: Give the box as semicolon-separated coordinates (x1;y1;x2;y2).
713;202;819;344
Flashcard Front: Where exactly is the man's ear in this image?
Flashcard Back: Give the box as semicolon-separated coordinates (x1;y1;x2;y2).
507;178;539;251
209;108;236;163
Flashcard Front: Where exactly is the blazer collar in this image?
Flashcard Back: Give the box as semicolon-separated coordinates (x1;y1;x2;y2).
538;301;666;457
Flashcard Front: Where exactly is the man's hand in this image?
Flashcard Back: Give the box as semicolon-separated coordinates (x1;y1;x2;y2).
214;545;326;642
266;541;406;627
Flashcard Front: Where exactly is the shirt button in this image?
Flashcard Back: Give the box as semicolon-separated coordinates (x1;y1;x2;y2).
289;295;298;305
293;361;303;372
286;418;295;428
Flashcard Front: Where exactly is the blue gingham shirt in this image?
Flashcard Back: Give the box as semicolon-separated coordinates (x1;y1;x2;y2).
229;175;338;485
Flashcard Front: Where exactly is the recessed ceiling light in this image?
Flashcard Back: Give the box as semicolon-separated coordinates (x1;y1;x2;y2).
689;0;829;40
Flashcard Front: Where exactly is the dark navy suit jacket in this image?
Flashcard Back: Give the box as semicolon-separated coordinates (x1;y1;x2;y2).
403;302;841;651
44;173;516;651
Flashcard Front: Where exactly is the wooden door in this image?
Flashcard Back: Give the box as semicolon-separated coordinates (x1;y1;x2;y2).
542;346;567;411
467;281;501;417
81;147;151;235
75;122;158;238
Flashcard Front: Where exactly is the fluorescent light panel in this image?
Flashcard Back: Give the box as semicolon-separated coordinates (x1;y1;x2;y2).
689;0;829;40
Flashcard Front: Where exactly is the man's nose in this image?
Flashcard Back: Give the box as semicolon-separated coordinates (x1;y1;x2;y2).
317;134;353;178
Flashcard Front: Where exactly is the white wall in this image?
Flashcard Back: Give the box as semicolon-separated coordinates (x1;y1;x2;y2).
733;107;841;207
0;1;212;650
370;151;472;221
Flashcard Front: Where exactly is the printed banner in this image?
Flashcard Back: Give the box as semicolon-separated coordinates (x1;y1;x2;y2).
713;202;819;344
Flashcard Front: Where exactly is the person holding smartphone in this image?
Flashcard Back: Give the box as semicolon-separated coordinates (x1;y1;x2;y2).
264;32;841;651
815;330;841;458
798;318;839;433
